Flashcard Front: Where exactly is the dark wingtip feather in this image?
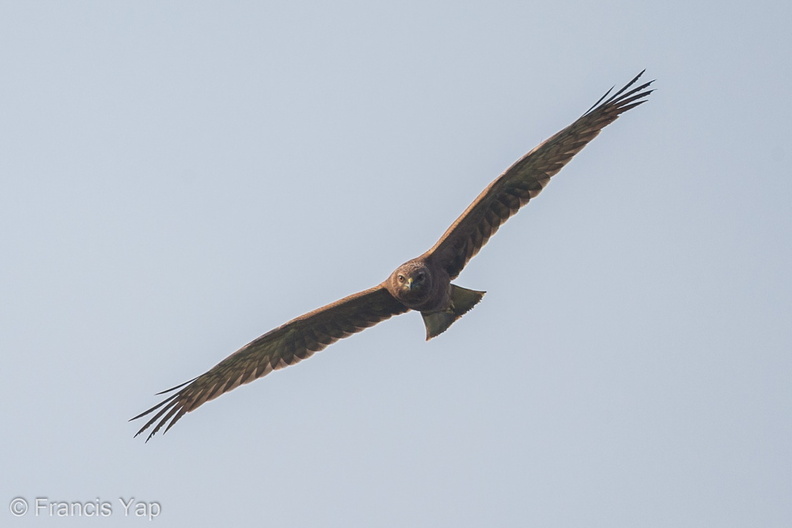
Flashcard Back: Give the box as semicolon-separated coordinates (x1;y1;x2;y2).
130;377;196;441
583;70;654;117
155;377;197;396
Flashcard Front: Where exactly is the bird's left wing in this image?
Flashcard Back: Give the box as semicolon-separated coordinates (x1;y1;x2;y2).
426;71;653;280
131;285;408;441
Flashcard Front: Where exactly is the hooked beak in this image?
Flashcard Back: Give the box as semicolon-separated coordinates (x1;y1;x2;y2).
404;277;413;291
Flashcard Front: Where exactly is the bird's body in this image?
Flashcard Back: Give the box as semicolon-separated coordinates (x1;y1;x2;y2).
132;71;654;441
385;257;485;339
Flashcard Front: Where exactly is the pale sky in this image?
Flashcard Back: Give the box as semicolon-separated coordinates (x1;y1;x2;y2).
2;1;790;527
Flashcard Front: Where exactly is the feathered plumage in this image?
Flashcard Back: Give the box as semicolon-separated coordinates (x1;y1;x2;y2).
132;71;653;441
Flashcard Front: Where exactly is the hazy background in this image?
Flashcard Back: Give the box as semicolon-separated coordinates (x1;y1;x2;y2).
2;1;790;526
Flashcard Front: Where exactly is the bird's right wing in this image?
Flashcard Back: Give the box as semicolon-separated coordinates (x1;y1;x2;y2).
131;284;408;441
426;71;653;280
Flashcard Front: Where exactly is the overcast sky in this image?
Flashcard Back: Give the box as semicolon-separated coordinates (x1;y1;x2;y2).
2;1;790;527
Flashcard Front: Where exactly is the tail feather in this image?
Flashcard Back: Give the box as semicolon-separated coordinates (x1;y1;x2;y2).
421;284;485;340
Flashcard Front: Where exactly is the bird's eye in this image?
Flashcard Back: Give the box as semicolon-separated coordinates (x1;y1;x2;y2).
397;275;405;283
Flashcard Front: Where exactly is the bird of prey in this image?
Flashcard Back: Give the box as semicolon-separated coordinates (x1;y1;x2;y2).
132;71;653;441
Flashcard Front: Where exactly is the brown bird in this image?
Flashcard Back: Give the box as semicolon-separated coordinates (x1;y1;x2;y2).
132;71;653;441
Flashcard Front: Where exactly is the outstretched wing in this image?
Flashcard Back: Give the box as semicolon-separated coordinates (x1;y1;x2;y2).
131;285;408;441
426;71;653;279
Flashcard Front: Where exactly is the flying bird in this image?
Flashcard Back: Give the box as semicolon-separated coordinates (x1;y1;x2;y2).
132;71;653;441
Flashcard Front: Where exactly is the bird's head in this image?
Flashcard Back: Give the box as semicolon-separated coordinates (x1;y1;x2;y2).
388;260;433;306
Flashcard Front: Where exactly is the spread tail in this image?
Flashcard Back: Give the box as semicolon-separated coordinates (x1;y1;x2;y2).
421;284;485;340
